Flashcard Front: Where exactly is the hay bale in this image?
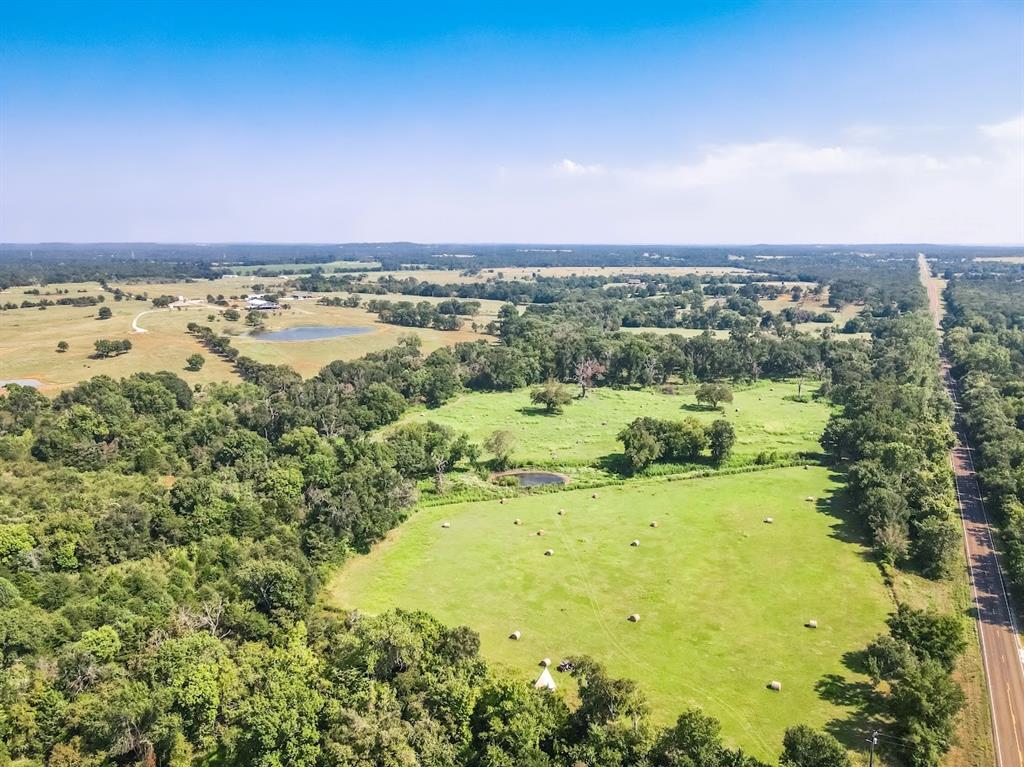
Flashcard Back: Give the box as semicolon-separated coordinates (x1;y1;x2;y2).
536;530;545;536
763;517;774;524
806;619;818;629
540;658;551;667
592;493;599;499
499;498;506;505
630;539;640;547
514;518;522;525
805;496;815;502
628;613;640;622
558;509;566;516
650;521;658;528
768;680;782;691
440;521;451;528
509;630;521;640
544;549;554;556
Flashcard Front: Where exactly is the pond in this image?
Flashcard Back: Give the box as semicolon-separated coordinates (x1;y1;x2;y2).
0;379;43;388
492;470;570;487
248;326;374;342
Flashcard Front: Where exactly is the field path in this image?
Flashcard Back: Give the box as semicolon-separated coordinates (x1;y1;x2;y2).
131;309;155;333
920;253;1024;766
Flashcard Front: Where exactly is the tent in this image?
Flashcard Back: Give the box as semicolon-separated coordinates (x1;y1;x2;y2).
534;667;557;691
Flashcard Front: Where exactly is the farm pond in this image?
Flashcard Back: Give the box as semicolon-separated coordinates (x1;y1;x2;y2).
249;326;374;342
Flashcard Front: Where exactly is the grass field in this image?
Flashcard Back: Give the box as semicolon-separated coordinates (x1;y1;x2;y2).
396;381;829;468
329;466;891;759
0;280;500;388
233;303;493;377
0;291;237;391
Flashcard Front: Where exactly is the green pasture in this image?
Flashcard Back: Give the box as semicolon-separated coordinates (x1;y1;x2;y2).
329;466;891;759
396;381;829;467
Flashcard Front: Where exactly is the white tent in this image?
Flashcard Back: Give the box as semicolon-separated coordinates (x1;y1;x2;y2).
534;667;557;691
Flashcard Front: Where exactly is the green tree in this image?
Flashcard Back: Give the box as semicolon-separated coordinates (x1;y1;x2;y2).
888;659;965;767
913;515;959;579
484;430;516;471
695;383;733;410
530;380;573;414
708;420;736;464
886;603;966;672
223;308;240;321
618;420;663;473
185;353;205;372
229;627;325;767
97;306;112;320
56;340;69;353
780;725;850;767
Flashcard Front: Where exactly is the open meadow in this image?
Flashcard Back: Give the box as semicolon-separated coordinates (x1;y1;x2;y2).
0;279;502;388
396;381;829;468
329;465;891;759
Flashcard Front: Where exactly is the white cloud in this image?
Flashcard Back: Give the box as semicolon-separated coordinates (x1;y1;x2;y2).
980;114;1024;142
620;141;963;190
486;117;1022;243
554;158;605;176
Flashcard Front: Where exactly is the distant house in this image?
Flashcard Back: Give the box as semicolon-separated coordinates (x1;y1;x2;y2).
245;297;279;311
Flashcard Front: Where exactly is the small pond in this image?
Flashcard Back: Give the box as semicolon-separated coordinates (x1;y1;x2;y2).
0;379;43;388
249;326;374;342
493;470;570;487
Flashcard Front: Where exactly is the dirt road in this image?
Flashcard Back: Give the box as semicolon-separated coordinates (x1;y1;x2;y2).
921;254;1024;766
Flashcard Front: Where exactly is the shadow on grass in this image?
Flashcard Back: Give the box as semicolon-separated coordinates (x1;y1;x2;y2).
812;469;878;564
814;652;890;751
596;452;633;476
515;406;557;417
595;452;718;477
680;403;724;413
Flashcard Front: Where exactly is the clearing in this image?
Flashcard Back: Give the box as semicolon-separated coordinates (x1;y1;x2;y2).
329;466;891;759
395;381;829;468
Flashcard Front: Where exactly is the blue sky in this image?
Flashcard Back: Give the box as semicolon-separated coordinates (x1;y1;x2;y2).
1;1;1022;243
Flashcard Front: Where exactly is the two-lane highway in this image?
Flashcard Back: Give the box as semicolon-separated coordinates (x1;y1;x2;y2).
946;366;1024;767
920;254;1024;766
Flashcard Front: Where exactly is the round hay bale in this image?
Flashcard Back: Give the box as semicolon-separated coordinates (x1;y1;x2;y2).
763;517;774;524
540;658;551;667
628;613;640;622
536;530;545;536
514;518;523;525
558;509;566;516
440;521;451;528
768;680;782;691
650;521;658;528
499;498;506;505
806;619;818;629
509;630;521;640
592;493;599;499
630;539;640;547
805;496;815;502
544;549;554;556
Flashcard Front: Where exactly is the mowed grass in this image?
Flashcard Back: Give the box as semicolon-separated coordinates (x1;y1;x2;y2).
0;292;237;391
397;381;829;467
329;466;890;758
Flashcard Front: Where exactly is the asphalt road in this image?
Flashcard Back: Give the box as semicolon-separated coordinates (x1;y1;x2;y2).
920;255;1024;765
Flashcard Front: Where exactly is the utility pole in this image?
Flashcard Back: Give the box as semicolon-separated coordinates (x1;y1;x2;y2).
866;730;879;767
